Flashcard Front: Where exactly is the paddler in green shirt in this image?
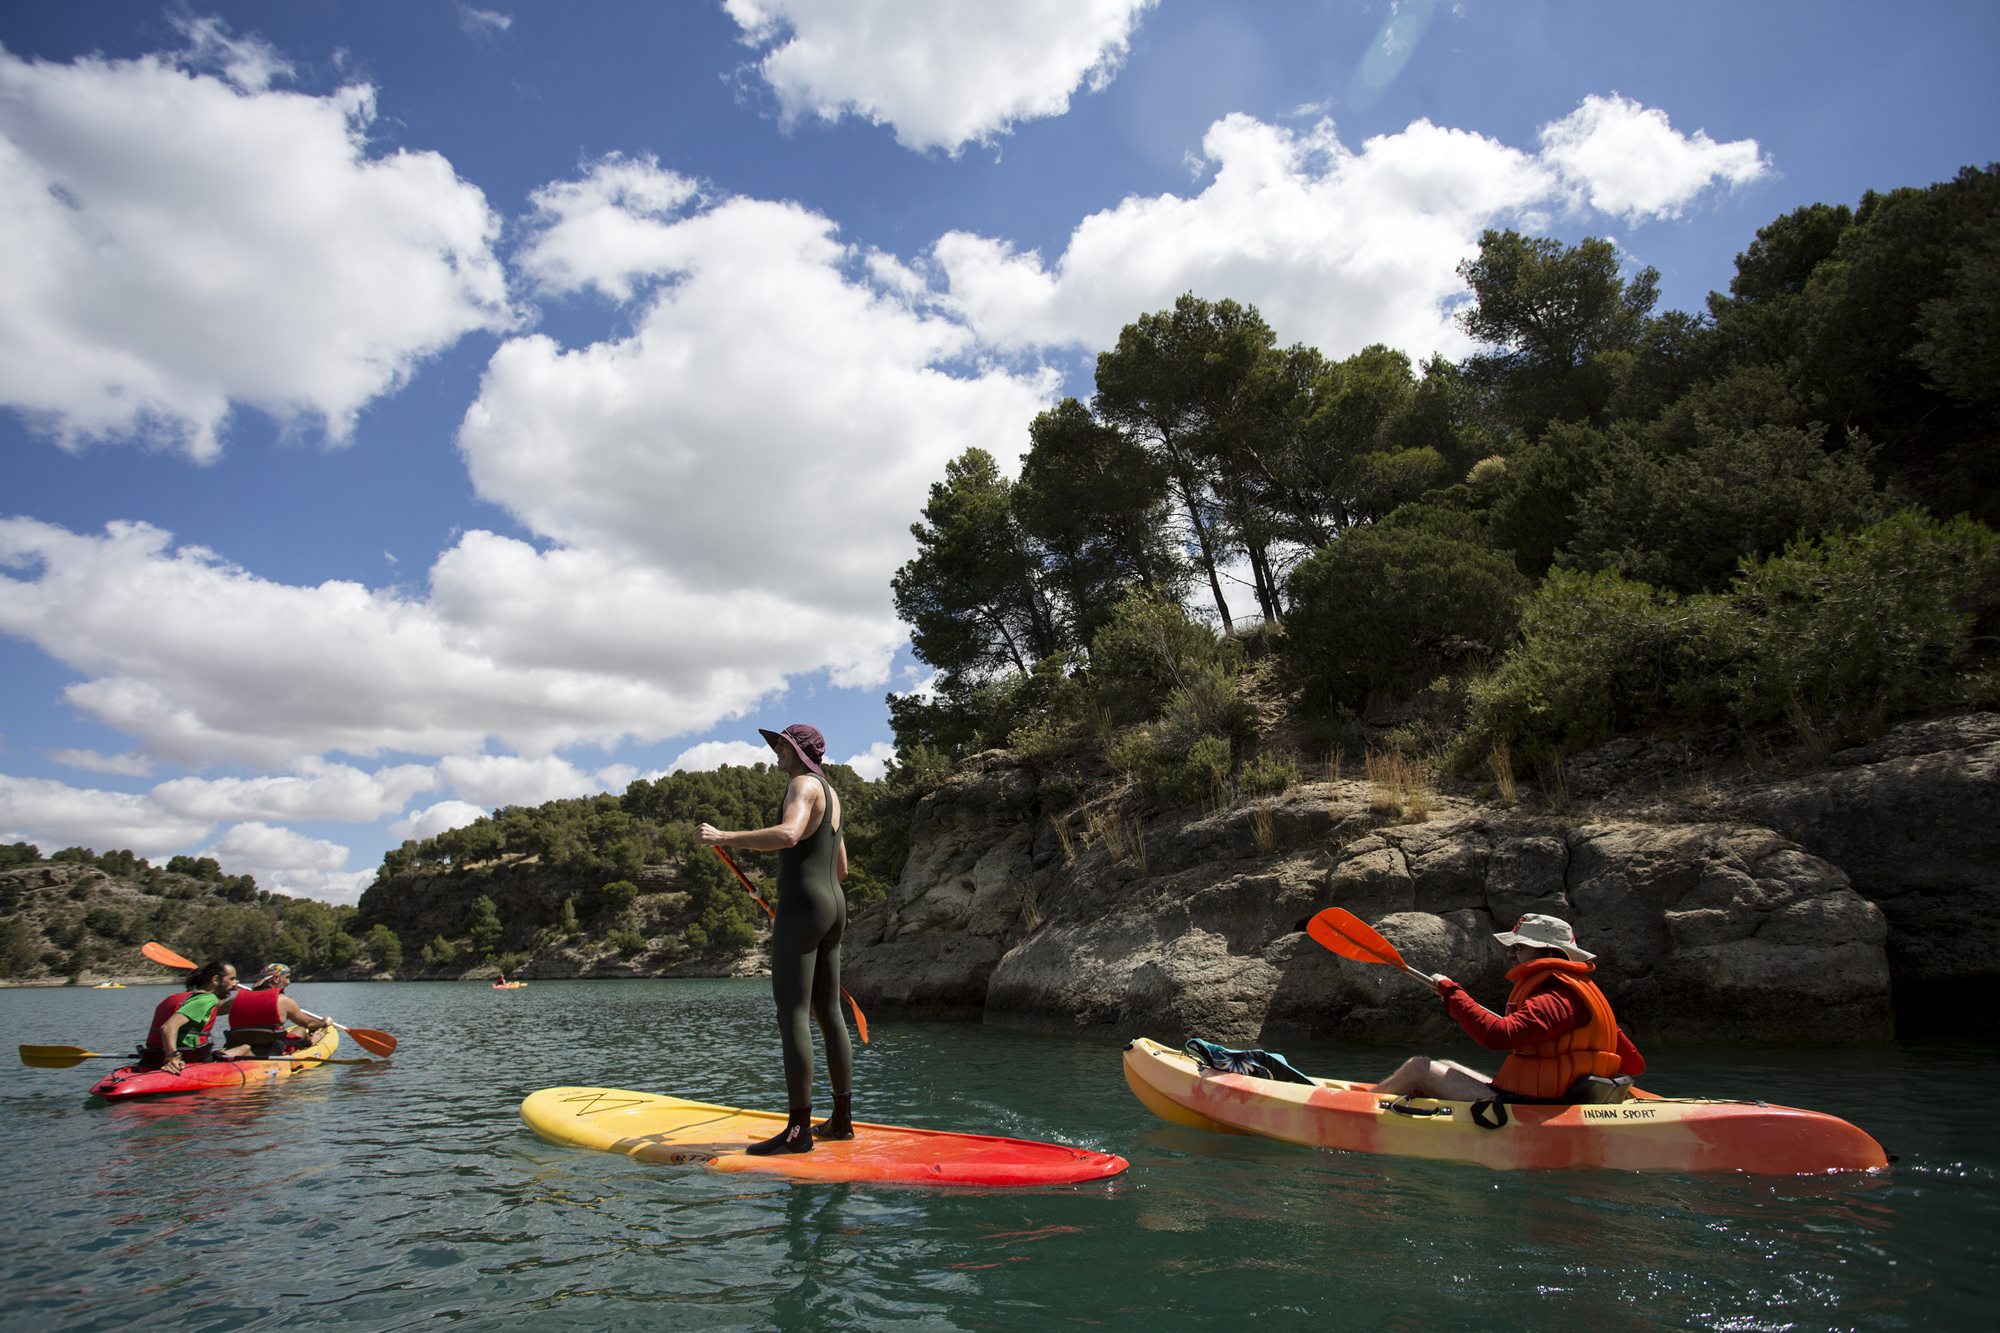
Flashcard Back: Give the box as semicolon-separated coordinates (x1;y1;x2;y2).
153;961;251;1074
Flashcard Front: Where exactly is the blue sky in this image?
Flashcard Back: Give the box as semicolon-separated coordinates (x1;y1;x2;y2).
2;1;1995;903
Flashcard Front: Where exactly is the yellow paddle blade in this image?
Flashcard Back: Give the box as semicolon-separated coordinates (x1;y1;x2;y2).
19;1045;120;1068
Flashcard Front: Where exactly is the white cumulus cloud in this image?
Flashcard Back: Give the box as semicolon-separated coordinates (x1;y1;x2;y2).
0;33;517;461
200;820;371;904
0;773;214;856
725;0;1158;152
667;739;776;772
934;98;1764;361
391;800;490;844
1540;93;1769;222
841;740;896;781
150;760;438;823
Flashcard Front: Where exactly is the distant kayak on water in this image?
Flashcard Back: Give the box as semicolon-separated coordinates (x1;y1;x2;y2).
522;1086;1128;1187
1123;1037;1888;1176
492;981;525;989
90;983;126;989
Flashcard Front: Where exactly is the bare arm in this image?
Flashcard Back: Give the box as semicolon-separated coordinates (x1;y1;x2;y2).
695;776;823;851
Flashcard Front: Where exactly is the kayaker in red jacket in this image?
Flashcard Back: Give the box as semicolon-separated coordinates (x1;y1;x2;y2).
1373;913;1645;1104
225;962;333;1055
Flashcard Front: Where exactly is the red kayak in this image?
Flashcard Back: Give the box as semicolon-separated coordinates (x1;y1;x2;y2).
90;1028;342;1100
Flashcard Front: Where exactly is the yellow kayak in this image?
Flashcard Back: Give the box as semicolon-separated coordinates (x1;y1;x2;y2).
1124;1037;1887;1176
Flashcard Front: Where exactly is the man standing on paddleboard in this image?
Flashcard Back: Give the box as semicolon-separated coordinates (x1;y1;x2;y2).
1373;914;1645;1104
695;723;855;1154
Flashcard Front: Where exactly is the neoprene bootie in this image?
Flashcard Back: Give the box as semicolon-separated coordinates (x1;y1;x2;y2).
744;1110;814;1156
814;1092;855;1141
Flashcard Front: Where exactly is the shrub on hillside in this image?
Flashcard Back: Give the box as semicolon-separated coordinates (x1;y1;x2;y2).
1087;587;1236;725
1721;510;1999;740
1457;569;1738;766
1283;514;1528;715
1564;425;1892;592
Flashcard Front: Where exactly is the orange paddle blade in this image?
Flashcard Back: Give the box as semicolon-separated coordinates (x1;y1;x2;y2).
142;941;196;970
336;1025;398;1057
845;991;869;1045
1306;908;1409;969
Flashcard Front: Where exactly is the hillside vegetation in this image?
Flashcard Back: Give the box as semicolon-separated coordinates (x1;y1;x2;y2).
887;165;1999;805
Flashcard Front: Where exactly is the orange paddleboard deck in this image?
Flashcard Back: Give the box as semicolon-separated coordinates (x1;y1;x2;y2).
521;1086;1128;1187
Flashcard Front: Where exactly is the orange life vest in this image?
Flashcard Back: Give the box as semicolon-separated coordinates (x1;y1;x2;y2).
1492;958;1623;1100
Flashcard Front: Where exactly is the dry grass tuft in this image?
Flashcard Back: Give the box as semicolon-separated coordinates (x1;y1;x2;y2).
1365;748;1434;822
1486;742;1518;805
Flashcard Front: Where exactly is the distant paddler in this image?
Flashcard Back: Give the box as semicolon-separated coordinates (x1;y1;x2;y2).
695;723;854;1155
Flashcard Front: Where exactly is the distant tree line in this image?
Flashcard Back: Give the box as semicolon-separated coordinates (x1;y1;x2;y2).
359;760;906;967
0;842;368;981
888;165;2000;798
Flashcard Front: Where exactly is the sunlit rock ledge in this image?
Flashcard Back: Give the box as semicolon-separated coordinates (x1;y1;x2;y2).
841;713;2000;1045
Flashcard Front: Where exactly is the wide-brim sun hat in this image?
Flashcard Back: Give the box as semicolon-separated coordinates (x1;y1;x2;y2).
1492;913;1595;962
759;723;827;780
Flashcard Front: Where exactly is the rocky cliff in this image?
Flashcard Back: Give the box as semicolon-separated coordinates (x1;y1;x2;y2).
841;713;2000;1044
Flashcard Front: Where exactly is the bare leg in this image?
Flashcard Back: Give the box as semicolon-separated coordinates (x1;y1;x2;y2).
1372;1056;1494;1101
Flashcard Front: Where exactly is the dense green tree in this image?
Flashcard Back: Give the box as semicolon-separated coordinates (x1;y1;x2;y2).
1014;397;1186;645
892;448;1060;680
1458;230;1660;435
363;923;403;971
1564;425;1893;593
1793;166;2000;521
1282;510;1529;712
466;894;504;954
1094;294;1280;628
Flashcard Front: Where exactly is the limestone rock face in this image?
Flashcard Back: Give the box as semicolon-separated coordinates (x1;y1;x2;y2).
1715;713;2000;1030
840;716;1997;1045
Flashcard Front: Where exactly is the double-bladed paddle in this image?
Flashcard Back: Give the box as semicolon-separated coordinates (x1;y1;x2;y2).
18;1044;375;1069
1306;908;1442;989
713;847;870;1044
140;942;399;1056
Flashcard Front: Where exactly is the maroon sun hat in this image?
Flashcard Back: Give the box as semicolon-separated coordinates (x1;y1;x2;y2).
759;723;827;779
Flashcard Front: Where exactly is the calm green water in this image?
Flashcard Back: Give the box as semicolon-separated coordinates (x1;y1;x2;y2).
2;980;1995;1330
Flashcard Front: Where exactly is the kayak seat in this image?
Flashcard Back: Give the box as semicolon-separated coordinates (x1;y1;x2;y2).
1569;1075;1637;1105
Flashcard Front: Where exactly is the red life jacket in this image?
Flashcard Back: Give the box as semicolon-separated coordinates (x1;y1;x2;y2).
227;987;284;1032
143;990;222;1052
1493;958;1624;1100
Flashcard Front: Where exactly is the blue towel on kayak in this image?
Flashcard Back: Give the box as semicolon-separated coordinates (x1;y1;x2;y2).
1183;1038;1315;1085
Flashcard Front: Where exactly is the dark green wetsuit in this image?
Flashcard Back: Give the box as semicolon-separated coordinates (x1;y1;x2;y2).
771;775;851;1111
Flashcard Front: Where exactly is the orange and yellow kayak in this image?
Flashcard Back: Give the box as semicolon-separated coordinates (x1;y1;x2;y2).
89;1027;342;1100
1123;1037;1887;1176
521;1086;1128;1186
